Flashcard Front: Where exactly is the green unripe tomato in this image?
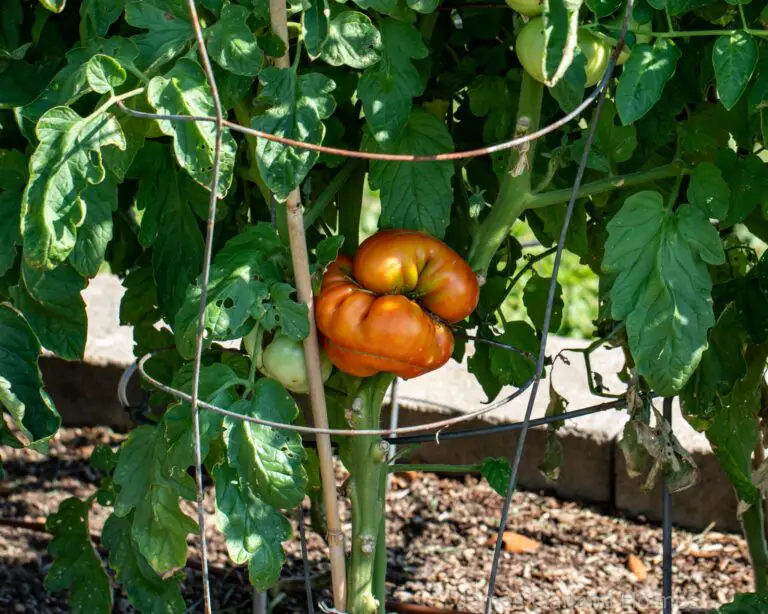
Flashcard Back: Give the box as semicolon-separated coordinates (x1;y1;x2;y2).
504;0;542;17
259;335;333;394
607;15;652;65
516;18;611;88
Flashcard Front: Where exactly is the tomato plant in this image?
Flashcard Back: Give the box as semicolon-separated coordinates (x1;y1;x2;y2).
1;0;768;611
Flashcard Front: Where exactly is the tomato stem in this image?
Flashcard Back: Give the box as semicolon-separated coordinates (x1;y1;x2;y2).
346;373;395;614
303;159;364;229
468;72;543;276
338;160;368;256
742;499;768;594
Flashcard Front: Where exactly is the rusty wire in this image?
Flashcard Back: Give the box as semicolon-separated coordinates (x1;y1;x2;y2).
116;0;656;611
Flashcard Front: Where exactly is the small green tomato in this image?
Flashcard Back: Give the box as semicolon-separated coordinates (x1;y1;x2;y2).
504;0;542;17
258;334;333;394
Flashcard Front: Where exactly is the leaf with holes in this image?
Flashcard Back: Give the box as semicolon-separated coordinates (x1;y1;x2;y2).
45;497;111;613
224;379;307;509
20;107;125;270
603;191;725;395
364;109;454;238
213;460;292;590
252;67;336;201
147;59;237;197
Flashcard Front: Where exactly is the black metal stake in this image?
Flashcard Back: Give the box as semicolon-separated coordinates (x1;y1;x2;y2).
662;396;673;614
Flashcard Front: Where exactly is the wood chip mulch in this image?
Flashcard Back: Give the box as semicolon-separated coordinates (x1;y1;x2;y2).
0;426;752;613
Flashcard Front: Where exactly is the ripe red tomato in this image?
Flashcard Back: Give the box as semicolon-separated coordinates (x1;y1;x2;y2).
315;230;479;379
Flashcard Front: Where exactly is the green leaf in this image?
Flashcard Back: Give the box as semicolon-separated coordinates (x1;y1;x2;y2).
124;0;194;73
358;19;428;143
320;9;381;69
267;283;310;340
719;594;768;613
616;40;681;125
213;460;292;590
705;344;768;504
549;52;586;113
252;67;336;201
713;32;758;111
468;341;503;401
488;321;539;387
467;75;516;143
113;425;198;574
407;0;440;12
174;224;289;358
208;4;264;77
40;0;66;13
85;54;127;94
45;497;112;614
480;457;512;497
20;107;126;270
687;162;730;220
101;514;185;614
0;192;22;278
523;273;564;332
224;379;308;509
718;151;768;227
585;0;621;16
314;235;344;268
304;0;330;57
571;99;637;172
120;266;159;327
11;263;88;361
603;191;725;395
147;59;237;197
69;176;118;278
80;0;125;40
349;0;398;15
0;304;60;442
364;109;455;239
0;58;61;110
542;0;582;86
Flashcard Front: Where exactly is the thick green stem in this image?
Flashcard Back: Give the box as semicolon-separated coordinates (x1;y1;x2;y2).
468;73;543;275
373;494;387;614
742;500;768;594
347;374;395;614
526;162;688;209
338;160;367;257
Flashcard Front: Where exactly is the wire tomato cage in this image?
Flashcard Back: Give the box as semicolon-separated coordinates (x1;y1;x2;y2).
114;0;678;611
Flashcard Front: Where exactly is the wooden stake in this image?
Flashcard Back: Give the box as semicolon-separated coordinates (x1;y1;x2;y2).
268;0;347;609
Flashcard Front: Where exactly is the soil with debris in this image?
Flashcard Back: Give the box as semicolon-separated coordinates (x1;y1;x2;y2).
0;427;752;613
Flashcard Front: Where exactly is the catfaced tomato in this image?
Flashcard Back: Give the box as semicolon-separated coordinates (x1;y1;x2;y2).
606;15;652;65
515;18;611;87
504;0;542;17
315;230;479;379
247;333;333;394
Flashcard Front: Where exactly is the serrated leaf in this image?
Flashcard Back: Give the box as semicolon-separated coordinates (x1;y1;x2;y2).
85;54;127;94
113;425;198;575
213;460;292;590
314;235;344;269
0;304;60;442
480;457;512;497
208;4;264;76
713;32;758;111
364;109;454;238
320;9;382;69
523;273;564;332
20;107;126;270
267;283;310;340
45;497;112;614
542;0;582;86
224;379;307;509
358;19;428;143
69;176;118;278
174;224;289;359
467;75;515;143
147;59;237;197
252;68;336;201
488;321;539;387
616;40;681;125
603;191;725;395
102;513;185;614
124;0;194;73
11;263;87;361
687;162;730;220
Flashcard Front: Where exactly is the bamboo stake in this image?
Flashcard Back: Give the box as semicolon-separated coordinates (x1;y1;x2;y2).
268;0;347;609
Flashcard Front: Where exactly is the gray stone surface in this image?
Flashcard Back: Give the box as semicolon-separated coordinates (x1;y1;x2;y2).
44;274;740;530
